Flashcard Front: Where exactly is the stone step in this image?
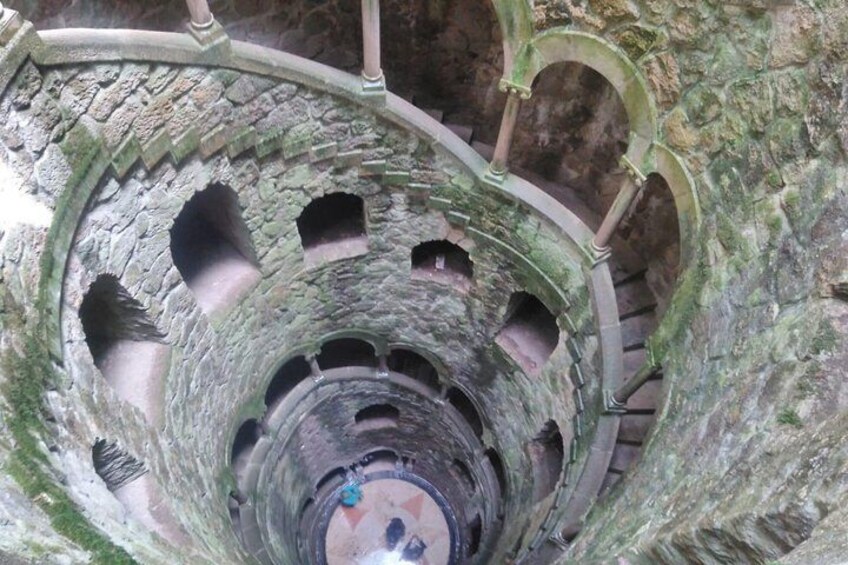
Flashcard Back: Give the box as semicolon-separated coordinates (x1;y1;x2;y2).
445;123;474;144
621;312;657;350
421;108;444;123
609;442;642;473
626;378;663;413
613;268;648;287
617;414;655;444
471;141;495;161
622;348;647;378
616;277;657;319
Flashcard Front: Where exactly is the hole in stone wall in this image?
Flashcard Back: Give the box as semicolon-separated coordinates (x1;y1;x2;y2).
527;420;564;503
386;348;441;392
265;356;312;412
450;458;475;494
446;387;484;442
484;447;507;500
92;439;146;492
170;183;260;315
354;404;401;431
495;291;559;375
411;240;473;290
509;62;630;228
79;275;169;424
467;513;482;557
296;193;368;265
317;338;377;370
231;419;262;477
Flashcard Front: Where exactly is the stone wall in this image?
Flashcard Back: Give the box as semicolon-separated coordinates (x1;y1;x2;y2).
536;0;848;562
0;51;600;562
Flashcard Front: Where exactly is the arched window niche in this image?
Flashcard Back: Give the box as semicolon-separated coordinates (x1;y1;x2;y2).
411;239;473;292
296;192;368;266
495;291;559;375
79;274;170;426
170;183;261;317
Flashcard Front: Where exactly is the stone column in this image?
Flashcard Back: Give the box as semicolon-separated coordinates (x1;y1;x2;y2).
361;0;384;89
489;90;522;177
185;0;213;29
591;156;647;253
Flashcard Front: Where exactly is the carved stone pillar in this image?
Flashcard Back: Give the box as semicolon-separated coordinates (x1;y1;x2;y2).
185;0;213;29
361;0;384;91
591;155;647;254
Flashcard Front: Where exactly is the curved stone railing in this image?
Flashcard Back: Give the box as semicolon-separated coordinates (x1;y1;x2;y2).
0;17;654;560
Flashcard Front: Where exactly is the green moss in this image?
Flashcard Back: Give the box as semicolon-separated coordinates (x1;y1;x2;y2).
612;25;660;60
810;319;839;355
766;213;782;240
776;408;803;428
716;213;747;255
1;293;136;564
59;121;103;190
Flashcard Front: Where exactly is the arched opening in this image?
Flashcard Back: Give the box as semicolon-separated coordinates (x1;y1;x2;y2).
386;348;441;392
446;387;484;442
616;173;681;317
484;447;507;499
381;0;504;140
508;62;630;229
527;420;564;503
79;275;169;424
467;513;483;557
231;419;262;478
296;193;368;265
450;458;475;494
354;404;401;431
170;183;260;315
315;467;347;494
265;356;312;412
411;240;473;290
359;449;399;472
495;292;559;374
92;438;185;543
317;338;376;370
92;439;146;492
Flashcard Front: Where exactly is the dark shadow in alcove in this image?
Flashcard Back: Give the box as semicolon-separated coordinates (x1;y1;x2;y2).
495;291;559;375
411;239;473;291
231;419;262;478
467;513;482;557
317;338;377;370
296;192;368;265
80;274;165;363
354;404;401;431
616;173;681;317
450;458;475;495
360;449;399;472
92;438;146;492
446;387;484;442
79;275;169;425
170;183;260;316
265;356;312;412
527;420;564;503
315;467;347;494
386;348;441;392
484;447;507;501
509;61;630;231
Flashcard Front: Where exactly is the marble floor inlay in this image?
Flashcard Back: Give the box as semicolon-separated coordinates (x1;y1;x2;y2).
325;478;452;565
